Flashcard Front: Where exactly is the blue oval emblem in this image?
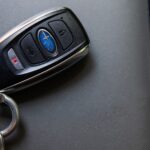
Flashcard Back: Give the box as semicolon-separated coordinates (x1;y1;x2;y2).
38;29;57;53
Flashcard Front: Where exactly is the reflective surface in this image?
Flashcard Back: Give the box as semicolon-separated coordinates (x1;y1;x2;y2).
0;94;19;137
0;134;4;150
0;0;150;150
38;29;57;53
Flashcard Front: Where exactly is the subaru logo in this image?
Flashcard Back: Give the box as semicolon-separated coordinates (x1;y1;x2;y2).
38;29;57;54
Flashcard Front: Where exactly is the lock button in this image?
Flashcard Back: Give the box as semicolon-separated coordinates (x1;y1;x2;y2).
21;34;45;64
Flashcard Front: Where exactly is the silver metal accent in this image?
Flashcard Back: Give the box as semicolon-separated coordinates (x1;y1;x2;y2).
1;45;89;94
0;7;67;44
0;94;19;137
0;134;4;150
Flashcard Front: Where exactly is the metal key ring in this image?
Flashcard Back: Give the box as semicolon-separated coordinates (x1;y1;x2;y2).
0;93;19;137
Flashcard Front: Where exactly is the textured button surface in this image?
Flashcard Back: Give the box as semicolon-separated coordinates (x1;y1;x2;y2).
49;20;73;50
21;34;45;64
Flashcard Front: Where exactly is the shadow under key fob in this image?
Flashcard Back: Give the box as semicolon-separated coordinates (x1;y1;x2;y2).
0;7;89;93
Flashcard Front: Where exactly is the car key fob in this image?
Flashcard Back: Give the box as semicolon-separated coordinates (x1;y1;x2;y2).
0;7;89;93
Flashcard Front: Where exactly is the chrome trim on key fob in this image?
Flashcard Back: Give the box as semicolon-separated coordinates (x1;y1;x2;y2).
0;7;90;94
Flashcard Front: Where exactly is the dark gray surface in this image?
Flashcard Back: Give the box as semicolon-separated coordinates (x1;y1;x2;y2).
0;0;150;150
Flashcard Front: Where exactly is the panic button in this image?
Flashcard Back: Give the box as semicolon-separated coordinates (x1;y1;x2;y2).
8;48;24;70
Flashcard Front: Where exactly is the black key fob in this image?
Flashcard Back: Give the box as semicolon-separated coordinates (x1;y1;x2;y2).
0;7;89;93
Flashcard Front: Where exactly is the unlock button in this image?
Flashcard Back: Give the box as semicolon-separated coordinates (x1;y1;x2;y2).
49;20;73;50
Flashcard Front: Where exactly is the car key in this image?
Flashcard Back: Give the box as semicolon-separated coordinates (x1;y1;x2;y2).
0;7;89;94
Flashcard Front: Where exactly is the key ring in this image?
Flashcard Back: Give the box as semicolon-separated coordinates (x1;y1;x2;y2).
0;93;19;137
0;134;4;150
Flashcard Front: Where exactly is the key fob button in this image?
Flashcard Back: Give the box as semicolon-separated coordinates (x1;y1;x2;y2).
0;8;89;92
38;29;57;56
49;20;73;50
8;48;24;70
21;34;45;64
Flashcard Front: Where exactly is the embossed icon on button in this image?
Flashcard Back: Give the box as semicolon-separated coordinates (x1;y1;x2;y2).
38;29;57;56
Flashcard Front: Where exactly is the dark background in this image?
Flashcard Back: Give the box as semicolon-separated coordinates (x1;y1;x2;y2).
0;0;150;150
